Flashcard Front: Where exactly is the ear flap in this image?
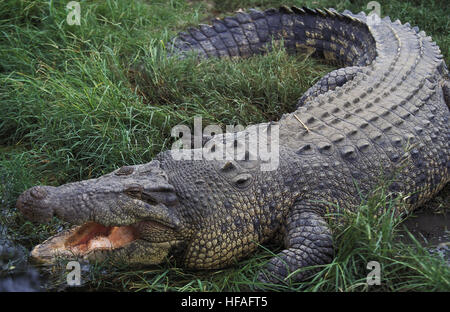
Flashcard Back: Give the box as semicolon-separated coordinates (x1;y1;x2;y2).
138;160;181;229
141;203;181;230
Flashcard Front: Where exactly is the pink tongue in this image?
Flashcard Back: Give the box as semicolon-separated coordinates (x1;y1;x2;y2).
108;226;136;247
86;227;136;250
88;236;113;250
63;222;138;255
70;224;137;253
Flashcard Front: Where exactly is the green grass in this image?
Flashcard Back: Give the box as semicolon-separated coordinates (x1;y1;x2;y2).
0;0;449;291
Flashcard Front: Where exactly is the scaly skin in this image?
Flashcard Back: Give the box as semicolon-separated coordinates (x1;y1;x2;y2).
16;7;449;284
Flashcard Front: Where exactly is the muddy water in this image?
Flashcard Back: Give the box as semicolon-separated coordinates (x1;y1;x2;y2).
402;185;450;264
0;226;41;291
403;212;450;265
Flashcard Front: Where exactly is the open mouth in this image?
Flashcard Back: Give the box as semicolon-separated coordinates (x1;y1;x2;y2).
31;222;138;263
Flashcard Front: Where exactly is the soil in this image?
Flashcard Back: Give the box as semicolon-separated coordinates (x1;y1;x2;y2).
402;184;450;264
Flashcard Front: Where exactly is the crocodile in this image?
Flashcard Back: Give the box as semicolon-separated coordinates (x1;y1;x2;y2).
16;6;450;284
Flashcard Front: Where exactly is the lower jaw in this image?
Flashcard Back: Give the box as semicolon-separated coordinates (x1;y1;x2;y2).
31;222;138;263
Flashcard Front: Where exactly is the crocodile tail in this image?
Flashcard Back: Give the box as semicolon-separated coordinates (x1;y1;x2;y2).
169;6;377;67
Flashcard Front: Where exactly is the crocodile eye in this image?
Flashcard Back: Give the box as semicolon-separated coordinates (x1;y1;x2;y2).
125;185;143;199
116;166;134;176
231;173;253;189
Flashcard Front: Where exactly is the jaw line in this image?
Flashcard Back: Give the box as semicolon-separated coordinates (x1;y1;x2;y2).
30;222;140;264
30;216;182;264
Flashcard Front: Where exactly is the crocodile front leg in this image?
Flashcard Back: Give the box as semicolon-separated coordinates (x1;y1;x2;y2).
258;203;334;284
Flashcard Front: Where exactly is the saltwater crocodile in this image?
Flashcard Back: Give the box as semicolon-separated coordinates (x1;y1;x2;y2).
16;6;449;284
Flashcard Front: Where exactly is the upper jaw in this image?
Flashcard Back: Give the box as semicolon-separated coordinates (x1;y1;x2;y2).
16;160;181;227
16;160;184;264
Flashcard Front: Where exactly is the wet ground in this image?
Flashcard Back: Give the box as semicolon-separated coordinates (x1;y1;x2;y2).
0;226;41;291
401;185;450;264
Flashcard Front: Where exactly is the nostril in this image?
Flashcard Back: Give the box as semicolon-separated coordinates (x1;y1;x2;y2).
30;186;47;200
16;197;23;210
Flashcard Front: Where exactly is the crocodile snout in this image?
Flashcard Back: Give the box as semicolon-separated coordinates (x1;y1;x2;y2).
29;186;48;200
16;186;58;223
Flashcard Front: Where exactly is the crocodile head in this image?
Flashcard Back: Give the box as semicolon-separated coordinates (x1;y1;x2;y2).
16;160;185;265
16;139;288;268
